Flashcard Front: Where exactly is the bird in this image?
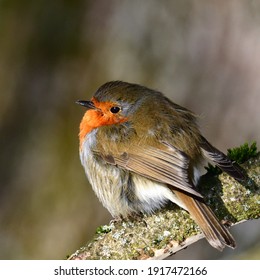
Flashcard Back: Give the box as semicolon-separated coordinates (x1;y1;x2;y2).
76;81;246;251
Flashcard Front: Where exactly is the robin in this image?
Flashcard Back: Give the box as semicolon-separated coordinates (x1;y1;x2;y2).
76;81;245;251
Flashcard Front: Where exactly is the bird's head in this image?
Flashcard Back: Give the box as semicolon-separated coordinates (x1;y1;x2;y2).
77;81;150;145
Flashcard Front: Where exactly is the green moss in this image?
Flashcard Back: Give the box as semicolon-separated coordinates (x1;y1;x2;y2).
95;225;113;234
227;142;258;164
205;163;222;176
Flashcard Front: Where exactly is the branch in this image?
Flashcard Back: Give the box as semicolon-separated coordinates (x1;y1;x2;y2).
68;154;260;260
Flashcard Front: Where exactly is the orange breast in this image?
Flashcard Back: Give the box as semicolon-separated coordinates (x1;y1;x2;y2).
79;99;128;147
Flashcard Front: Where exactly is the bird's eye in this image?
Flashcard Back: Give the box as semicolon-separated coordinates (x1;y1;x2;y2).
110;106;121;114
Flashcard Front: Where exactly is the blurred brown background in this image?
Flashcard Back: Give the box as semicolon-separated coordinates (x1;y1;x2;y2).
0;0;259;259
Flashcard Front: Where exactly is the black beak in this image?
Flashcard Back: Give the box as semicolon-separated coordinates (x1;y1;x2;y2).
76;100;96;110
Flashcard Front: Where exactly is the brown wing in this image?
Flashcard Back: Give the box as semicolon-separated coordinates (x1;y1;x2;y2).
200;136;247;182
97;142;203;198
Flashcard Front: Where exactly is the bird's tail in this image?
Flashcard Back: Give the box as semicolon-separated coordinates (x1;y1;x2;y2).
174;191;236;251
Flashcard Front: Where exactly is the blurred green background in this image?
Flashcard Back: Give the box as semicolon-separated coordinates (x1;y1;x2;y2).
0;0;259;259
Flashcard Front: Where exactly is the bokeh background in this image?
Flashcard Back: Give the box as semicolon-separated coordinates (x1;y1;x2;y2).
0;0;259;259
